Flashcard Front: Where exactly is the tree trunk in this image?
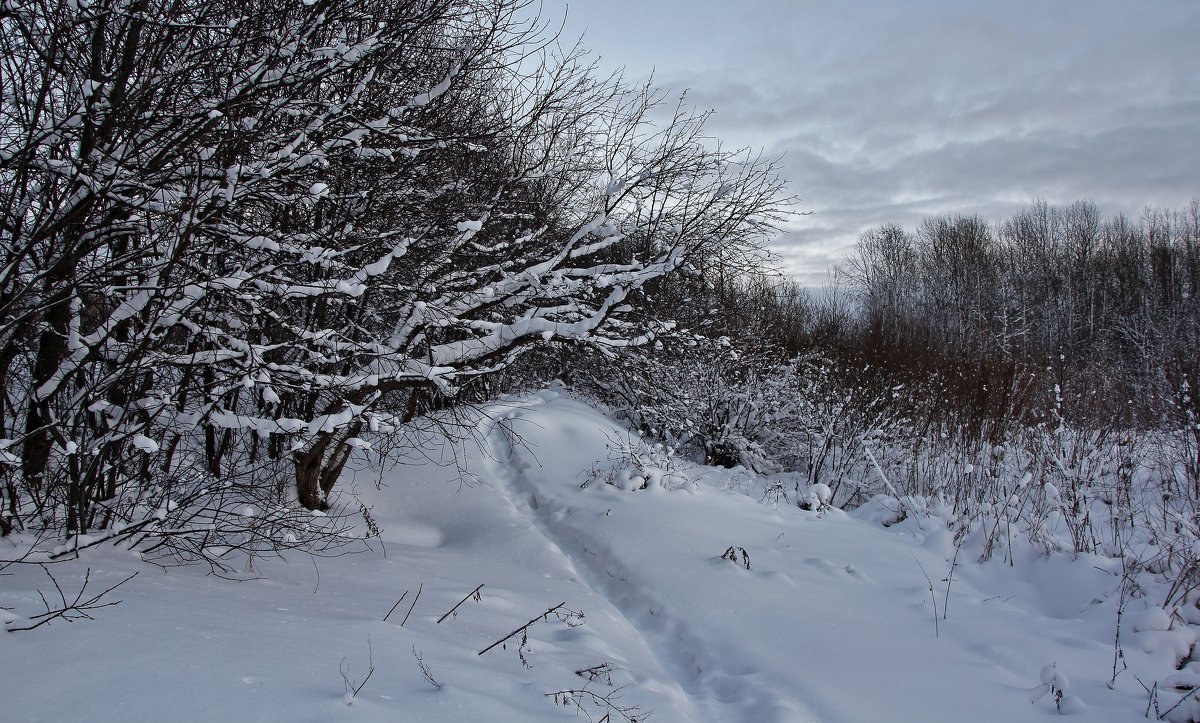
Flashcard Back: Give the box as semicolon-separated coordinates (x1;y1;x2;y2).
294;421;363;510
23;276;74;493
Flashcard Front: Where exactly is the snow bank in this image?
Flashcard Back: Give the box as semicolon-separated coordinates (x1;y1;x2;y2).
0;393;1189;722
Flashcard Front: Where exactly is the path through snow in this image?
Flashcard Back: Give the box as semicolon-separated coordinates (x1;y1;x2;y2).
1;392;1185;722
466;394;1174;722
480;400;819;722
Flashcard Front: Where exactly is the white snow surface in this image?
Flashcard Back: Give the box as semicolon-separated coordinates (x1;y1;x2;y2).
1;393;1189;721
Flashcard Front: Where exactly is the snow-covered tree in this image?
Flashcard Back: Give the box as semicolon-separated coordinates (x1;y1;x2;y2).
0;0;790;545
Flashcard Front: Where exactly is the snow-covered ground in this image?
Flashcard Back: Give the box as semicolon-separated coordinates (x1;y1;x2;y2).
2;391;1195;721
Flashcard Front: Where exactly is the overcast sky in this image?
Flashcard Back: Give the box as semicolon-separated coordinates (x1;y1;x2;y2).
539;0;1200;285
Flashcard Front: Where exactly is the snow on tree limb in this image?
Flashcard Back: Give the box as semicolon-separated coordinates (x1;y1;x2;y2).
1;0;792;525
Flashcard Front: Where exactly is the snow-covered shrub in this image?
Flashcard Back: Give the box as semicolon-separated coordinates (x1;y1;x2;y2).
1030;663;1082;714
789;357;913;507
588;333;808;477
1164;378;1200;504
797;483;833;512
582;436;694;493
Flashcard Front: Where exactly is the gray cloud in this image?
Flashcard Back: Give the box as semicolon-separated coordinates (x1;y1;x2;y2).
542;0;1200;286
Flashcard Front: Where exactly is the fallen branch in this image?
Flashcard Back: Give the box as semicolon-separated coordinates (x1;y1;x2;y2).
576;662;617;685
1159;684;1200;720
546;686;645;722
437;584;484;624
478;602;583;657
7;565;138;632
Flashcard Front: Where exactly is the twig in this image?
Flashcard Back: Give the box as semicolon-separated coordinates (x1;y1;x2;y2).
546;686;645;722
354;666;374;698
339;638;375;705
576;662;617;685
1159;684;1200;720
412;645;441;690
1139;677;1159;719
943;543;961;620
861;438;899;497
862;438;919;520
401;582;422;627
383;590;409;622
437;583;484;624
721;546;751;570
1109;567;1134;689
913;554;939;638
478;601;581;656
7;566;138;632
45;517;161;560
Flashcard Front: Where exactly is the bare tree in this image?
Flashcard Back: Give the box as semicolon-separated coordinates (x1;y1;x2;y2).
0;0;791;549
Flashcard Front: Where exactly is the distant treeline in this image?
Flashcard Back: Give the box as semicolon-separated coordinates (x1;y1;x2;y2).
827;199;1200;429
574;198;1200;483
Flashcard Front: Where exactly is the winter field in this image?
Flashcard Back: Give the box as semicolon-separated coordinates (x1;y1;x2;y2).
3;0;1197;721
4;389;1199;722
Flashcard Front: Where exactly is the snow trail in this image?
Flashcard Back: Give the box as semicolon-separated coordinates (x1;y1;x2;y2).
478;402;820;723
1;392;1180;721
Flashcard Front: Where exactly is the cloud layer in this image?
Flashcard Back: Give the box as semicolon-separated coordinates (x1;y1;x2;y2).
543;0;1199;285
